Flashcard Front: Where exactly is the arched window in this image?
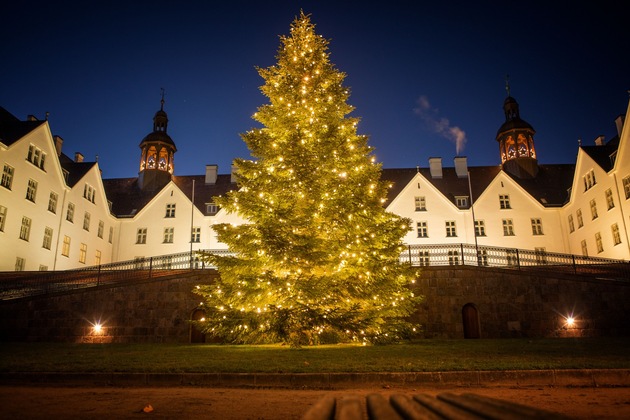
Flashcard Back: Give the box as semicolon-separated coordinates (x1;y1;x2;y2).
158;148;168;171
147;146;157;169
462;303;480;339
190;308;206;343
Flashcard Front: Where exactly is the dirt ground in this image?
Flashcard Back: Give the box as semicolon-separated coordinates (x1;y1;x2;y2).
1;385;630;419
0;386;630;420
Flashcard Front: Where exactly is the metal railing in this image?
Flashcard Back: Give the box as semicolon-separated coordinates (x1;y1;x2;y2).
401;243;630;279
1;245;628;301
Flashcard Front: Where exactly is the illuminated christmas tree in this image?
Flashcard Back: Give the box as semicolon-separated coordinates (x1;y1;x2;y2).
196;12;421;346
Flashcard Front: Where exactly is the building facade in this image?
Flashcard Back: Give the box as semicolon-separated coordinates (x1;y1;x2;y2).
1;96;629;271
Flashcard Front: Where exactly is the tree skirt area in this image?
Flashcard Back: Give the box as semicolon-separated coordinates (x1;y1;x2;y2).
1;385;629;419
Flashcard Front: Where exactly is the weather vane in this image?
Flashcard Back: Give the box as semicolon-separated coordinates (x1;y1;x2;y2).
160;87;165;110
505;74;511;97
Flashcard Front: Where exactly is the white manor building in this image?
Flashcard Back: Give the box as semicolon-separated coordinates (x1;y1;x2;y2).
1;95;630;271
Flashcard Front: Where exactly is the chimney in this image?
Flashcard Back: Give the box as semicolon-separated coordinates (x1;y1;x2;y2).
615;114;625;137
205;164;218;184
594;135;605;146
53;135;63;156
454;156;468;178
429;157;442;178
231;164;238;183
26;115;38;121
74;152;84;163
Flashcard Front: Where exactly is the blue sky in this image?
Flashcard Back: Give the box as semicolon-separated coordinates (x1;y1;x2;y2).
2;1;628;179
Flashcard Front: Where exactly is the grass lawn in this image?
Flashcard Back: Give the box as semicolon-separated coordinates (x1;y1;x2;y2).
1;338;629;374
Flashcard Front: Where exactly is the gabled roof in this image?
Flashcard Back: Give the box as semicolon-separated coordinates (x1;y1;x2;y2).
505;164;575;207
0;106;45;146
102;174;237;217
58;153;97;187
580;135;620;173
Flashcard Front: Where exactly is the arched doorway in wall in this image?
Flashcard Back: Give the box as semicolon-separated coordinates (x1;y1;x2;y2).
190;308;206;343
462;303;480;339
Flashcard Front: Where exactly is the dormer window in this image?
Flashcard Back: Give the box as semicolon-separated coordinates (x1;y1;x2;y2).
455;196;468;208
206;202;219;215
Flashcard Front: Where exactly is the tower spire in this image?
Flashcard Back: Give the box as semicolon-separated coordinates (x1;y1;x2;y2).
505;74;511;97
160;87;165;111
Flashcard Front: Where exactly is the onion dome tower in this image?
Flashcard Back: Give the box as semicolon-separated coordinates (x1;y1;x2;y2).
496;80;538;179
138;90;177;191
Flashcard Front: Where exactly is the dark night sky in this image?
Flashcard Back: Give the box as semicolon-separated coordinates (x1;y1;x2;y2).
2;1;628;179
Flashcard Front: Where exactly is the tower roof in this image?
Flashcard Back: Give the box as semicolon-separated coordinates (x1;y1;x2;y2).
496;96;534;139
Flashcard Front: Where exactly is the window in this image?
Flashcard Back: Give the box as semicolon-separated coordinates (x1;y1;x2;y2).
623;176;630;199
418;250;430;266
206;202;219;215
455;196;468;208
502;219;515;236
535;247;547;265
0;205;6;232
42;227;53;250
66;202;75;222
445;221;456;237
576;209;583;228
583;169;596;191
83;184;95;203
95;250;102;266
163;227;174;243
612;223;622;245
414;196;426;211
568;214;575;233
581;240;588;257
26;179;37;202
136;228;147;244
19;216;31;241
27;145;46;169
62;236;71;257
531;218;543;235
595;232;604;253
590;199;598;220
474;220;486;236
605;188;614;210
97;220;104;239
48;192;58;213
79;243;87;264
191;226;201;243
1;164;14;189
499;194;511;209
83;212;91;231
416;221;428;238
165;203;176;218
448;250;459;265
108;227;113;243
15;257;25;271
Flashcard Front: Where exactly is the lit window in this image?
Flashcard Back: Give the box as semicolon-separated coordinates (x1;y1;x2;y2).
416;221;428;238
502;219;515;236
95;250;102;265
414;196;426;211
576;209;583;228
568;214;575;233
83;212;91;231
136;228;147;244
499;194;511;209
605;189;614;210
66;202;75;222
191;226;201;243
48;192;58;213
62;236;71;257
79;243;87;264
445;221;456;237
595;232;603;253
474;220;486;236
1;164;14;190
42;227;53;250
0;205;6;232
15;257;25;271
19;216;31;241
97;221;104;239
590;199;598;220
165;203;176;218
26;179;37;202
163;227;174;243
623;176;630;199
531;218;543;235
612;223;621;245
